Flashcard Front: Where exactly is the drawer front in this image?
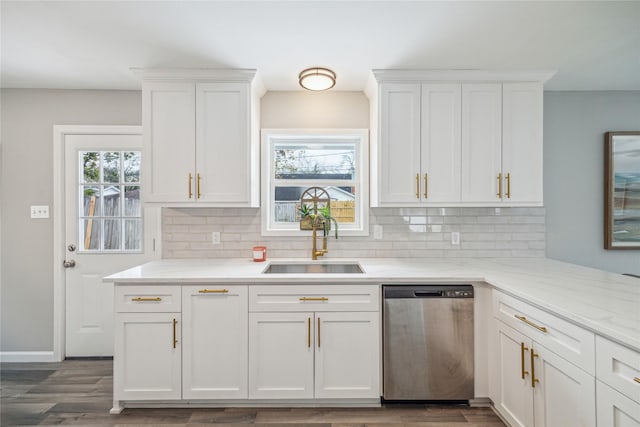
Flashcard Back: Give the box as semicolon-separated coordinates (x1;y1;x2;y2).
249;285;379;312
596;335;640;404
493;290;595;374
115;285;181;313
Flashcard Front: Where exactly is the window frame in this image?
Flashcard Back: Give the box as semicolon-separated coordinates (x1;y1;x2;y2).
260;129;369;237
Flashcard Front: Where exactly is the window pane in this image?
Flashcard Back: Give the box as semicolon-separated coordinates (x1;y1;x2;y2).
81;219;101;251
104;220;121;250
103;186;121;217
103;152;121;183
81;152;100;183
124;219;142;250
274;143;355;179
124;152;141;183
124;186;141;217
274;185;355;224
83;186;102;216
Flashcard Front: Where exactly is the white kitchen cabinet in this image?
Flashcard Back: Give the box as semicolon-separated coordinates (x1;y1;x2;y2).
314;311;380;399
461;83;503;202
249;312;315;399
597;380;640;427
182;285;248;399
141;69;260;206
377;83;460;204
369;70;551;206
248;285;380;400
114;312;182;401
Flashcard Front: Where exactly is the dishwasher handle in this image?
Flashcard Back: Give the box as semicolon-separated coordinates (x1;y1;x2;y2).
414;290;444;297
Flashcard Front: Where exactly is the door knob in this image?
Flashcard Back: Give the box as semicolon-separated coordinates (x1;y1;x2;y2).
63;260;76;268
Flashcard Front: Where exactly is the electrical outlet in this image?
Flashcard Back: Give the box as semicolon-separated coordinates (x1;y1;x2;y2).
373;225;383;239
30;205;49;219
451;231;460;245
212;231;221;245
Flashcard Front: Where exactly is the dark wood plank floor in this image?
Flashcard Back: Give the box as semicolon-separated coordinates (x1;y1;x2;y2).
1;360;505;426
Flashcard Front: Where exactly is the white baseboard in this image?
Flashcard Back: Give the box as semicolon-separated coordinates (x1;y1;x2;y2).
0;351;57;363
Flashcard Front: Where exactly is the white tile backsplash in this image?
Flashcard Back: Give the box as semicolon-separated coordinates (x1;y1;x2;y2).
162;207;546;259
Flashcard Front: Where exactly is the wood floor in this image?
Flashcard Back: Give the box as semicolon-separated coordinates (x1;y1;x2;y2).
1;360;505;426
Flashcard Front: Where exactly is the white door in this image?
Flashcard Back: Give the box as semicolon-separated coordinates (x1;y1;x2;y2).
379;83;422;204
114;312;182;401
182;285;248;399
421;84;462;202
248;312;314;399
533;344;596;427
64;133;158;357
314;311;380;399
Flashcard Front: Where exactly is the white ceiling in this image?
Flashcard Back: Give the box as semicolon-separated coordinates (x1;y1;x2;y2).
2;1;639;91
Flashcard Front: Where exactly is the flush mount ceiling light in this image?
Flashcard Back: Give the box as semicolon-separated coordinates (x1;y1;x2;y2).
298;67;336;91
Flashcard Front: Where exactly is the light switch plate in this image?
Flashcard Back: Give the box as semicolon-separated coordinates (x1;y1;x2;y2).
451;231;460;245
31;205;50;219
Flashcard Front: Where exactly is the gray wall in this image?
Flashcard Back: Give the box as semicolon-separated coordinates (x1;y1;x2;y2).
1;89;142;352
544;91;640;274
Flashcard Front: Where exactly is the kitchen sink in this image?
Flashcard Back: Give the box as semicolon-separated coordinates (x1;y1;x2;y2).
262;262;364;274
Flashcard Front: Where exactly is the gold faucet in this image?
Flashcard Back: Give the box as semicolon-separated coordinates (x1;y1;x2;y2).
311;227;328;260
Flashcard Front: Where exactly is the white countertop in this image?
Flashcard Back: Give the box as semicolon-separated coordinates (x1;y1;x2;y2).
106;257;640;352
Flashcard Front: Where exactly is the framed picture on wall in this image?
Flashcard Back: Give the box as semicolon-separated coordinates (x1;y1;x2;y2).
605;131;640;249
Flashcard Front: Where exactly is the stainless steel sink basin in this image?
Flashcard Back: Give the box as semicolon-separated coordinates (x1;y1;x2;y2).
262;262;364;274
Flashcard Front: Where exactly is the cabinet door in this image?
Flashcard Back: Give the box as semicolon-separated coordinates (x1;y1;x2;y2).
597;380;640;427
196;82;250;204
502;83;543;204
421;84;461;202
249;312;314;399
182;286;248;399
142;82;195;202
533;344;596;427
314;312;380;399
461;83;502;202
494;320;534;427
114;312;181;401
379;83;422;203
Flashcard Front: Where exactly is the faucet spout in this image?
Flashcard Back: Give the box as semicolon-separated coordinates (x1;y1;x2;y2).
311;228;328;260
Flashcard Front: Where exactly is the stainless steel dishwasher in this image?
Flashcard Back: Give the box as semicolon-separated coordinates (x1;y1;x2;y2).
382;284;474;401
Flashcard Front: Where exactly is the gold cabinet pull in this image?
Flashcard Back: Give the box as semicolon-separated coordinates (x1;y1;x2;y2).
188;173;193;199
317;317;321;348
521;342;530;379
496;173;503;198
415;173;420;199
424;173;428;199
530;348;539;387
197;173;202;199
515;314;548;333
172;318;178;349
307;317;311;348
198;289;229;294
506;172;511;199
634;377;640;384
132;297;162;302
299;297;329;302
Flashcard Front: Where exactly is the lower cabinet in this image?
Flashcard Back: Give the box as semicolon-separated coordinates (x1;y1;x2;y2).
493;319;595;427
114;312;182;401
249;311;380;399
181;285;248;399
597;380;640;427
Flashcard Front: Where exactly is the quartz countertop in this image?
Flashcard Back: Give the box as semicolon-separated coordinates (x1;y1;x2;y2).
105;257;640;352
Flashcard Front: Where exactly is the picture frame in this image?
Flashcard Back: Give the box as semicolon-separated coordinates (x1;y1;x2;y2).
604;131;640;249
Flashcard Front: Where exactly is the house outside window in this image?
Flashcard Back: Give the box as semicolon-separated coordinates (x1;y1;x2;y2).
261;129;369;236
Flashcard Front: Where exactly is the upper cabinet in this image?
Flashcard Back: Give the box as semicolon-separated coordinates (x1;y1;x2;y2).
367;70;553;207
140;69;264;206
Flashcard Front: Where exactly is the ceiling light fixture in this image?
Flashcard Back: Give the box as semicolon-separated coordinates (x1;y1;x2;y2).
298;67;336;91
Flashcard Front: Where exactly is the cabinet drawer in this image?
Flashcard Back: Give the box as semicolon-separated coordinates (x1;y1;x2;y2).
596;336;640;404
493;290;595;374
249;285;379;312
115;285;181;313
